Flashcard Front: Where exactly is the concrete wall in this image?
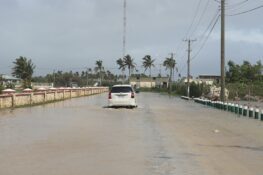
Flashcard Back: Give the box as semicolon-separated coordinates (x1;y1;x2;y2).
0;95;13;108
15;94;31;106
0;87;109;109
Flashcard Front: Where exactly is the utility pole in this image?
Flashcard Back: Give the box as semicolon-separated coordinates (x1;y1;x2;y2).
184;39;196;98
170;53;175;82
167;53;175;93
53;69;55;87
86;68;89;87
220;0;225;102
122;0;127;84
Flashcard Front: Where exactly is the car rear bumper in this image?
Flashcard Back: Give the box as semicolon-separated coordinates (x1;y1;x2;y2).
108;99;136;107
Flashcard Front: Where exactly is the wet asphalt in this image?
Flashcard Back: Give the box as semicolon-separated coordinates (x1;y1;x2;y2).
0;92;263;175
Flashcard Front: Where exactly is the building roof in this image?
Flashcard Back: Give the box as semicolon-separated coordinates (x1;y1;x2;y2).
0;74;20;80
198;75;220;79
130;77;169;82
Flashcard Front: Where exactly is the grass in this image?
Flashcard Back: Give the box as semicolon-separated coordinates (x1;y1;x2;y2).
226;82;263;100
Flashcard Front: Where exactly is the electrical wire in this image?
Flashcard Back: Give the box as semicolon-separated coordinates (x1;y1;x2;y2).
185;0;202;38
191;14;220;61
177;62;187;78
225;0;249;10
174;0;202;59
227;4;263;16
190;0;211;38
193;9;220;49
176;4;219;77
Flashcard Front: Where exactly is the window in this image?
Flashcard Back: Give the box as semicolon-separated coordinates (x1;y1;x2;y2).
111;86;133;93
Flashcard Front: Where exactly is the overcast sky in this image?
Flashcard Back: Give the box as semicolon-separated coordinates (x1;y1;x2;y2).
0;0;262;78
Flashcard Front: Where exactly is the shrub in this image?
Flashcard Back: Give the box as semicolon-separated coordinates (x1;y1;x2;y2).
0;84;4;94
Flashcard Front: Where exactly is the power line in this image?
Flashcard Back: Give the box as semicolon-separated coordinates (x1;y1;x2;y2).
191;11;220;60
227;4;263;16
177;63;187;77
177;4;219;77
196;10;220;41
185;0;202;38
225;0;248;10
191;14;220;61
190;0;211;38
174;0;202;60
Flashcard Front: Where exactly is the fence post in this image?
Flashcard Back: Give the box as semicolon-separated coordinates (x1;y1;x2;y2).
235;104;238;114
12;94;16;108
243;106;248;117
54;91;57;100
231;104;235;113
30;93;33;105
249;107;254;118
255;108;259;120
238;105;243;116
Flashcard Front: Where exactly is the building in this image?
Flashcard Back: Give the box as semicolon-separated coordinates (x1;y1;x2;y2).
0;74;21;87
181;75;220;85
197;75;220;85
130;77;169;88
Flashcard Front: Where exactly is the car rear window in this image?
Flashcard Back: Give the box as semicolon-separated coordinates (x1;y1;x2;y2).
111;86;133;93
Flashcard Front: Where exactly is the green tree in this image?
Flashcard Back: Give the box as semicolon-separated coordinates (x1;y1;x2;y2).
0;75;4;93
94;60;104;85
12;56;35;88
116;58;125;83
226;60;263;83
123;55;136;82
142;55;155;87
142;55;155;76
226;60;241;82
163;56;176;92
254;60;263;81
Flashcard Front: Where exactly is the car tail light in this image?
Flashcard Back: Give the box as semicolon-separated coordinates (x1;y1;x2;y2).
131;92;135;98
108;92;112;99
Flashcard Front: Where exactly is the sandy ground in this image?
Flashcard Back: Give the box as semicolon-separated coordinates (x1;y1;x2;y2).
0;93;262;175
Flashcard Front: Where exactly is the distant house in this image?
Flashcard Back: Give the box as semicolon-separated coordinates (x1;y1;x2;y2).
0;74;21;87
197;75;220;85
181;75;220;85
31;82;53;89
130;77;169;88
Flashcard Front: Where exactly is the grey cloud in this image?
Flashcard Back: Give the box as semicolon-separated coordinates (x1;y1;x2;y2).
0;0;262;77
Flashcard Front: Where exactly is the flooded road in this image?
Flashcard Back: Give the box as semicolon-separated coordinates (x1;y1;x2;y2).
0;93;263;175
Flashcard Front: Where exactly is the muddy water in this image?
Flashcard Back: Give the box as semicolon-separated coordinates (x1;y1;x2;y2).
0;93;263;175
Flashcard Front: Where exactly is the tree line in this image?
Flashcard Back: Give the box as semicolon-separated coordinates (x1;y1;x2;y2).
4;55;262;92
226;60;262;83
7;54;177;89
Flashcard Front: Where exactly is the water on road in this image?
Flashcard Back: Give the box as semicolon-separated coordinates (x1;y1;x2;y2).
0;93;263;175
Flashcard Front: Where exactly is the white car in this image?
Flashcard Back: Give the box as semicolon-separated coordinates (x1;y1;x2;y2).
108;85;137;108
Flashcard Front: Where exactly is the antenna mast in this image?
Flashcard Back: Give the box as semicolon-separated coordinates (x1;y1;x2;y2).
123;0;126;59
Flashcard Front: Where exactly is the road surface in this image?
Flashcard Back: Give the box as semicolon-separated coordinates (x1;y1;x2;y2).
0;93;262;175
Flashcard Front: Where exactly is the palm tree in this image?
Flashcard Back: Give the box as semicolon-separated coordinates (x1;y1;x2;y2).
116;58;125;83
163;57;176;92
123;55;136;82
86;68;92;86
142;55;155;87
12;56;35;88
94;60;104;86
